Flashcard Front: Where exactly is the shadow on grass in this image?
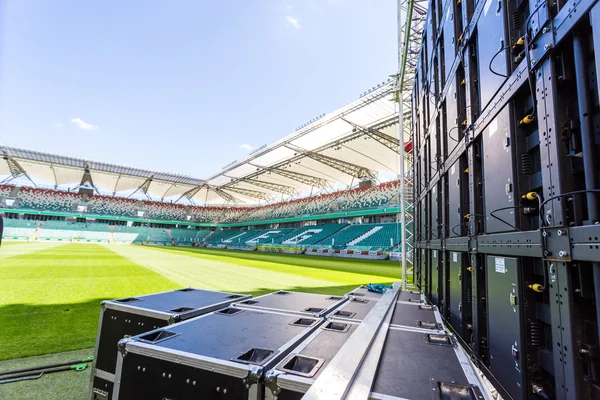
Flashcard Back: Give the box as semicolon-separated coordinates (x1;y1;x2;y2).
0;281;400;362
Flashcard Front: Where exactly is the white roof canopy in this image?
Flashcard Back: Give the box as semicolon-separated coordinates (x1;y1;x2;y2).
0;80;402;205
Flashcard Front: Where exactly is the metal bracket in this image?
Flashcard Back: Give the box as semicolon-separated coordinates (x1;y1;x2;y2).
542;227;572;262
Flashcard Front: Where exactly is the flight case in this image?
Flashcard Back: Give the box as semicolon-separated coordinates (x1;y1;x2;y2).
368;328;484;399
264;319;360;399
112;306;322;400
234;290;347;318
90;288;250;400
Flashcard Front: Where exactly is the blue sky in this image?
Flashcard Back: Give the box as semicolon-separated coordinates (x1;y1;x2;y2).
0;0;397;179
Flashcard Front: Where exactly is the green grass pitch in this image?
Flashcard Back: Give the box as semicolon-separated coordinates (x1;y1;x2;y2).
0;243;404;399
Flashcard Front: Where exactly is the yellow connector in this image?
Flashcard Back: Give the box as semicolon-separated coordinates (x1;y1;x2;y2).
528;283;545;293
461;119;467;127
464;168;469;173
457;0;462;5
460;78;466;86
464;214;471;220
521;192;538;201
519;114;535;125
466;266;473;272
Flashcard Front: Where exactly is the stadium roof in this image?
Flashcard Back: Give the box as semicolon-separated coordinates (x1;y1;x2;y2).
0;80;403;205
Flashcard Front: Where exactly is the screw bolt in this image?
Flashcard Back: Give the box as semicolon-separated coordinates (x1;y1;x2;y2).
559;251;568;257
544;44;551;51
557;229;565;236
542;27;549;33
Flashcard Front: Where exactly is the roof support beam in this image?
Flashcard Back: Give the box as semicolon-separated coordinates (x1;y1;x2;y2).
0;154;36;187
128;176;153;199
284;143;376;180
244;179;297;196
79;162;99;192
224;186;270;201
175;184;207;203
340;117;401;152
214;188;237;203
245;162;329;189
270;168;329;188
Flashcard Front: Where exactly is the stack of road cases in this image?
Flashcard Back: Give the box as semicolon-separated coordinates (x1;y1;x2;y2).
233;290;346;318
90;288;250;400
112;306;322;400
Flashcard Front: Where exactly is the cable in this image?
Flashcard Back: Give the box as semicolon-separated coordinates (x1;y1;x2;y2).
447;105;479;142
488;44;511;78
489;206;524;231
451;222;467;236
523;31;536;122
447;126;461;142
539;189;600;227
521;1;550;123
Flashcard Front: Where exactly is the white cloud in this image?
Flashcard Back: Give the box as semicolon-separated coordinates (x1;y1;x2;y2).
71;118;99;131
238;144;255;151
285;16;300;29
53;122;63;128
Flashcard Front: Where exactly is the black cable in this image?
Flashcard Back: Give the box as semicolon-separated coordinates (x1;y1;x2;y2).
451;222;467;236
539;189;600;227
488;44;511;78
447;126;461;142
523;31;537;120
489;206;525;231
521;1;550;121
447;104;480;142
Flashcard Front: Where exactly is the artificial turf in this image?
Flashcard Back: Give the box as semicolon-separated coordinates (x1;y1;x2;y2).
0;242;404;399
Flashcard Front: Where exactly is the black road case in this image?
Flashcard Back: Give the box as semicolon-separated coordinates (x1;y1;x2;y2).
390;300;443;332
234;290;346;318
329;297;378;322
90;288;250;400
345;285;386;301
368;328;484;399
112;307;322;400
264;320;360;399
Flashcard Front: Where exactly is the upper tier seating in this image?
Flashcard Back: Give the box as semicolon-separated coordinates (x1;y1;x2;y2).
87;195;137;216
0;185;13;197
0;180;402;224
144;201;187;221
18;188;80;212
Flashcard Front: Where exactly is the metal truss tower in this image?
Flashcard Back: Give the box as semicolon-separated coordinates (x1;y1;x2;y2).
397;0;427;287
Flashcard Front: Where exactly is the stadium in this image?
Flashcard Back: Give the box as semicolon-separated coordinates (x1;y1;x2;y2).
3;0;600;399
0;18;417;398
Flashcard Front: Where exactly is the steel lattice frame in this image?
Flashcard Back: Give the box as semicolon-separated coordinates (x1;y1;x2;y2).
398;0;427;283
